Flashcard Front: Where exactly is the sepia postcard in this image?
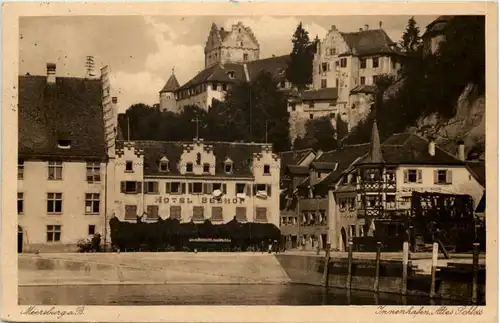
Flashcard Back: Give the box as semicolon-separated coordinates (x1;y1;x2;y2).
1;1;498;322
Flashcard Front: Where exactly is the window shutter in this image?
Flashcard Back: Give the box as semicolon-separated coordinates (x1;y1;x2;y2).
203;183;209;194
246;183;251;196
417;170;423;183
188;183;193;194
266;184;271;197
433;170;438;184
207;183;213;193
136;181;142;193
253;184;257;195
120;181;126;193
166;183;171;193
181;183;186;194
403;170;408;183
222;184;227;194
143;181;149;193
447;170;453;184
154;182;159;193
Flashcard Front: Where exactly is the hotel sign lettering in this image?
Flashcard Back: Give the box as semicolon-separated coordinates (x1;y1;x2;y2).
401;187;443;193
154;196;245;205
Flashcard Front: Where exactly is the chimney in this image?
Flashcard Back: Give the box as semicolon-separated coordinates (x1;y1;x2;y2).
359;28;363;31
457;140;465;161
379;21;383;29
364;24;369;31
428;137;436;157
46;63;56;84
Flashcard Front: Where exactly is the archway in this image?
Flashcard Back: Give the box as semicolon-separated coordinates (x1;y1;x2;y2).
18;225;23;253
341;227;347;252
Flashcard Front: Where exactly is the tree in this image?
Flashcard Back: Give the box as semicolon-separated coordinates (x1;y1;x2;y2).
400;16;421;53
293;116;337;151
286;22;314;90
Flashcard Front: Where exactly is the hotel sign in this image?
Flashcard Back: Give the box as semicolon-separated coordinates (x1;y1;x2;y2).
401;187;443;193
154;196;245;205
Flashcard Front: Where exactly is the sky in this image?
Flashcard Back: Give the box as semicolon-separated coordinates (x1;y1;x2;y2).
19;15;437;112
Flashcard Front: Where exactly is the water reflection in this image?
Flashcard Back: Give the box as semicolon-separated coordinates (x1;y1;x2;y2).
19;284;464;306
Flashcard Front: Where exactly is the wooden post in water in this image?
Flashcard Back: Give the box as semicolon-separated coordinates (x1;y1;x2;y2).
402;241;409;295
323;243;331;287
374;241;381;292
430;242;439;298
346;239;353;290
471;242;480;304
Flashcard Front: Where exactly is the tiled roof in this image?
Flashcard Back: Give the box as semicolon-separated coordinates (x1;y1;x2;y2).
279;148;315;169
423;16;453;38
160;74;180;93
340;29;400;56
246;55;290;81
466;161;485;187
311;161;338;171
350;84;376;94
176;63;245;92
290;88;338;103
117;140;267;177
356;133;464;165
285;165;310;175
318;144;371;186
18;75;106;159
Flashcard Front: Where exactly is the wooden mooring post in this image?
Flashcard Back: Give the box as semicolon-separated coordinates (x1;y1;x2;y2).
471;242;480;304
430;242;439;298
322;243;331;287
402;241;409;295
373;241;381;292
346;239;353;290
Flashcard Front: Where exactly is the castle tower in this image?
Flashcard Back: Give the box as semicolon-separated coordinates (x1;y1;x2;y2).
159;68;180;113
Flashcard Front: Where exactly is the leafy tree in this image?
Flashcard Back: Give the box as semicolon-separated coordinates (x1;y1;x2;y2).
286;22;314;90
400;16;422;53
293;116;337;151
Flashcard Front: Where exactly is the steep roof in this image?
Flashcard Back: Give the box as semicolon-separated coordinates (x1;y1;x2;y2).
423;16;453;38
466;161;485;187
311;161;338;171
246;55;290;81
364;119;384;164
279;148;315;169
116;140;267;177
319;144;371;186
285;165;310;176
340;29;400;56
475;191;485;213
350;84;376;95
160;73;180;93
356;133;464;166
18;75;106;160
289;88;338;103
176;63;245;92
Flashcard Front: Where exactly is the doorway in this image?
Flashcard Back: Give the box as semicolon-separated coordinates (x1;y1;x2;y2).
18;226;23;253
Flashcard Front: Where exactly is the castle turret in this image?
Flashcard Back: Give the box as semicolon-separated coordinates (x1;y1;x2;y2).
159;69;180;113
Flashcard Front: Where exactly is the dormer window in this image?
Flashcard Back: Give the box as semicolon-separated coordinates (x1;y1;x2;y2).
224;159;233;174
203;163;210;173
159;158;169;172
57;140;71;149
227;71;235;79
186;162;194;173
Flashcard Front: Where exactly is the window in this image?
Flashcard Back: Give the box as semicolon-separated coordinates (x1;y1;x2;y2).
236;183;246;194
211;206;223;222
86;162;101;183
57;139;71;149
227;71;235;79
170;206;181;220
186;162;194;173
392;59;397;69
159;161;169;172
360;76;366;85
255;184;271;196
321;62;328;72
243;53;248;61
360;58;366;69
124;205;137;220
280;80;286;88
329;48;336;55
166;182;183;194
46;225;61;242
330;113;336;119
435;170;452;184
340;58;347;68
404;169;422;183
88;225;95;235
263;164;271;175
255;207;267;222
17;193;23;214
192;206;204;222
372;57;379;68
203;163;210;173
222;84;227;91
47;193;62;214
321;79;327;88
224;161;233;174
146;205;159;220
125;161;133;172
191;182;203;194
144;181;159;194
18;159;24;180
373;75;379;84
336;78;339;88
309;114;314;120
236;207;247;222
121;181;140;194
85;193;100;214
48;161;63;180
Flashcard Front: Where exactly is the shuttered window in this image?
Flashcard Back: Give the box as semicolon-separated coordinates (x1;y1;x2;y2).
121;181;141;194
235;207;247;222
166;182;184;194
254;184;271;197
192;206;204;222
124;205;137;220
255;207;267;222
170;206;181;220
403;169;422;183
435;169;453;184
146;205;159;220
144;181;159;194
211;207;223;222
